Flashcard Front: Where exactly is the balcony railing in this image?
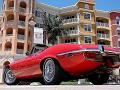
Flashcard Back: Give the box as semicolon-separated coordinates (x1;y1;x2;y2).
18;21;25;27
63;18;78;24
17;34;25;40
96;22;109;27
19;7;26;13
7;7;14;10
6;34;13;36
66;30;79;35
64;42;78;44
5;48;12;51
16;49;24;54
97;33;110;39
7;20;14;23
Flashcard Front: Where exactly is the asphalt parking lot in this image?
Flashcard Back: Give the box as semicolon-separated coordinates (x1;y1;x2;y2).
0;85;120;90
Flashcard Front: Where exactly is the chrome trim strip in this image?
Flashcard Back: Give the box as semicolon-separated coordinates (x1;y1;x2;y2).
57;49;100;56
105;50;120;54
57;48;120;56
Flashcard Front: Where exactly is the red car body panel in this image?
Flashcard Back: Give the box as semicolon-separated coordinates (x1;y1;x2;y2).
9;44;120;79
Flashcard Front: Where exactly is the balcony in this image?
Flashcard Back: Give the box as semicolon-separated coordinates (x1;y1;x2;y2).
18;21;25;28
6;20;14;23
5;20;14;27
96;22;110;30
16;49;24;54
66;30;79;35
7;7;14;10
63;18;78;25
97;33;110;40
5;48;11;51
19;7;26;13
17;34;25;40
96;22;109;27
6;34;13;36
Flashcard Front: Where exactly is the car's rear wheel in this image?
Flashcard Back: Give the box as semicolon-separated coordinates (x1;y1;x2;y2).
88;73;109;85
3;67;19;85
42;58;62;85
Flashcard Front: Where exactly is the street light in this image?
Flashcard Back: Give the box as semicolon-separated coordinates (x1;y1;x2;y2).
29;16;36;26
28;15;36;47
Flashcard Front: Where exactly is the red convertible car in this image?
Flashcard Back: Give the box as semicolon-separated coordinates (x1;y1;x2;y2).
3;44;120;85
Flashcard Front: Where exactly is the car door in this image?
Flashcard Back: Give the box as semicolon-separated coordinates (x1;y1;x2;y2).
16;47;42;78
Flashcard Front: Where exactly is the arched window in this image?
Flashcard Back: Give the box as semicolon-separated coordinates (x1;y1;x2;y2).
116;27;120;36
8;1;14;7
118;40;120;47
7;14;14;21
20;1;27;8
6;28;13;36
116;16;120;25
5;42;12;51
19;1;27;12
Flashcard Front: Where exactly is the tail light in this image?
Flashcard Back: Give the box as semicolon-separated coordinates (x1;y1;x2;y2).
84;52;96;60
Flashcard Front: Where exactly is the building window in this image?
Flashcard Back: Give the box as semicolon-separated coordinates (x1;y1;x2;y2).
69;27;75;30
98;41;105;45
84;36;92;44
117;30;120;36
64;15;76;19
84;24;92;32
84;12;91;20
64;38;77;43
35;23;44;28
35;10;43;18
116;16;120;25
118;41;120;47
85;4;89;9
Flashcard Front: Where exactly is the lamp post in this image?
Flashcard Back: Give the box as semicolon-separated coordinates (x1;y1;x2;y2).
28;15;36;47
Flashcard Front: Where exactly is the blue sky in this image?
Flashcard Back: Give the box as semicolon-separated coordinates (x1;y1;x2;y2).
0;0;120;11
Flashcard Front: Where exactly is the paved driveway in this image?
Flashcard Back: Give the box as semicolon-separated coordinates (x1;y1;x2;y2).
0;85;120;90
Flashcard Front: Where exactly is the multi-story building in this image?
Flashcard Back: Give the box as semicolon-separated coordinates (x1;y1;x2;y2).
34;3;60;44
96;10;112;46
110;11;120;47
0;0;35;55
0;0;120;55
59;0;96;45
0;10;3;51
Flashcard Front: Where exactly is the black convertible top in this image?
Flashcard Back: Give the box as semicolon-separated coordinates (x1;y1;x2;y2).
34;44;48;48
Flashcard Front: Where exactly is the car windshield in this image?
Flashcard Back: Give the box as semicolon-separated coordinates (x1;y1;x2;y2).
33;46;47;54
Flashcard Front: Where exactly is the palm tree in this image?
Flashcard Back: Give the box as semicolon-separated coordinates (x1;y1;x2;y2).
43;13;65;45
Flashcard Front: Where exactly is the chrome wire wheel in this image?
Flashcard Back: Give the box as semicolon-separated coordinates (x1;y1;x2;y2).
4;68;16;84
43;59;55;83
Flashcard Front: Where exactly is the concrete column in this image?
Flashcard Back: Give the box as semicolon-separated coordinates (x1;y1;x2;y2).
109;18;113;47
31;0;33;14
77;24;80;44
78;37;80;44
77;25;80;34
77;13;80;22
5;0;7;11
14;0;16;11
12;29;16;54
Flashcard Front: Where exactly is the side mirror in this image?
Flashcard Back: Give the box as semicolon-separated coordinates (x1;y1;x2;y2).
26;51;30;55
